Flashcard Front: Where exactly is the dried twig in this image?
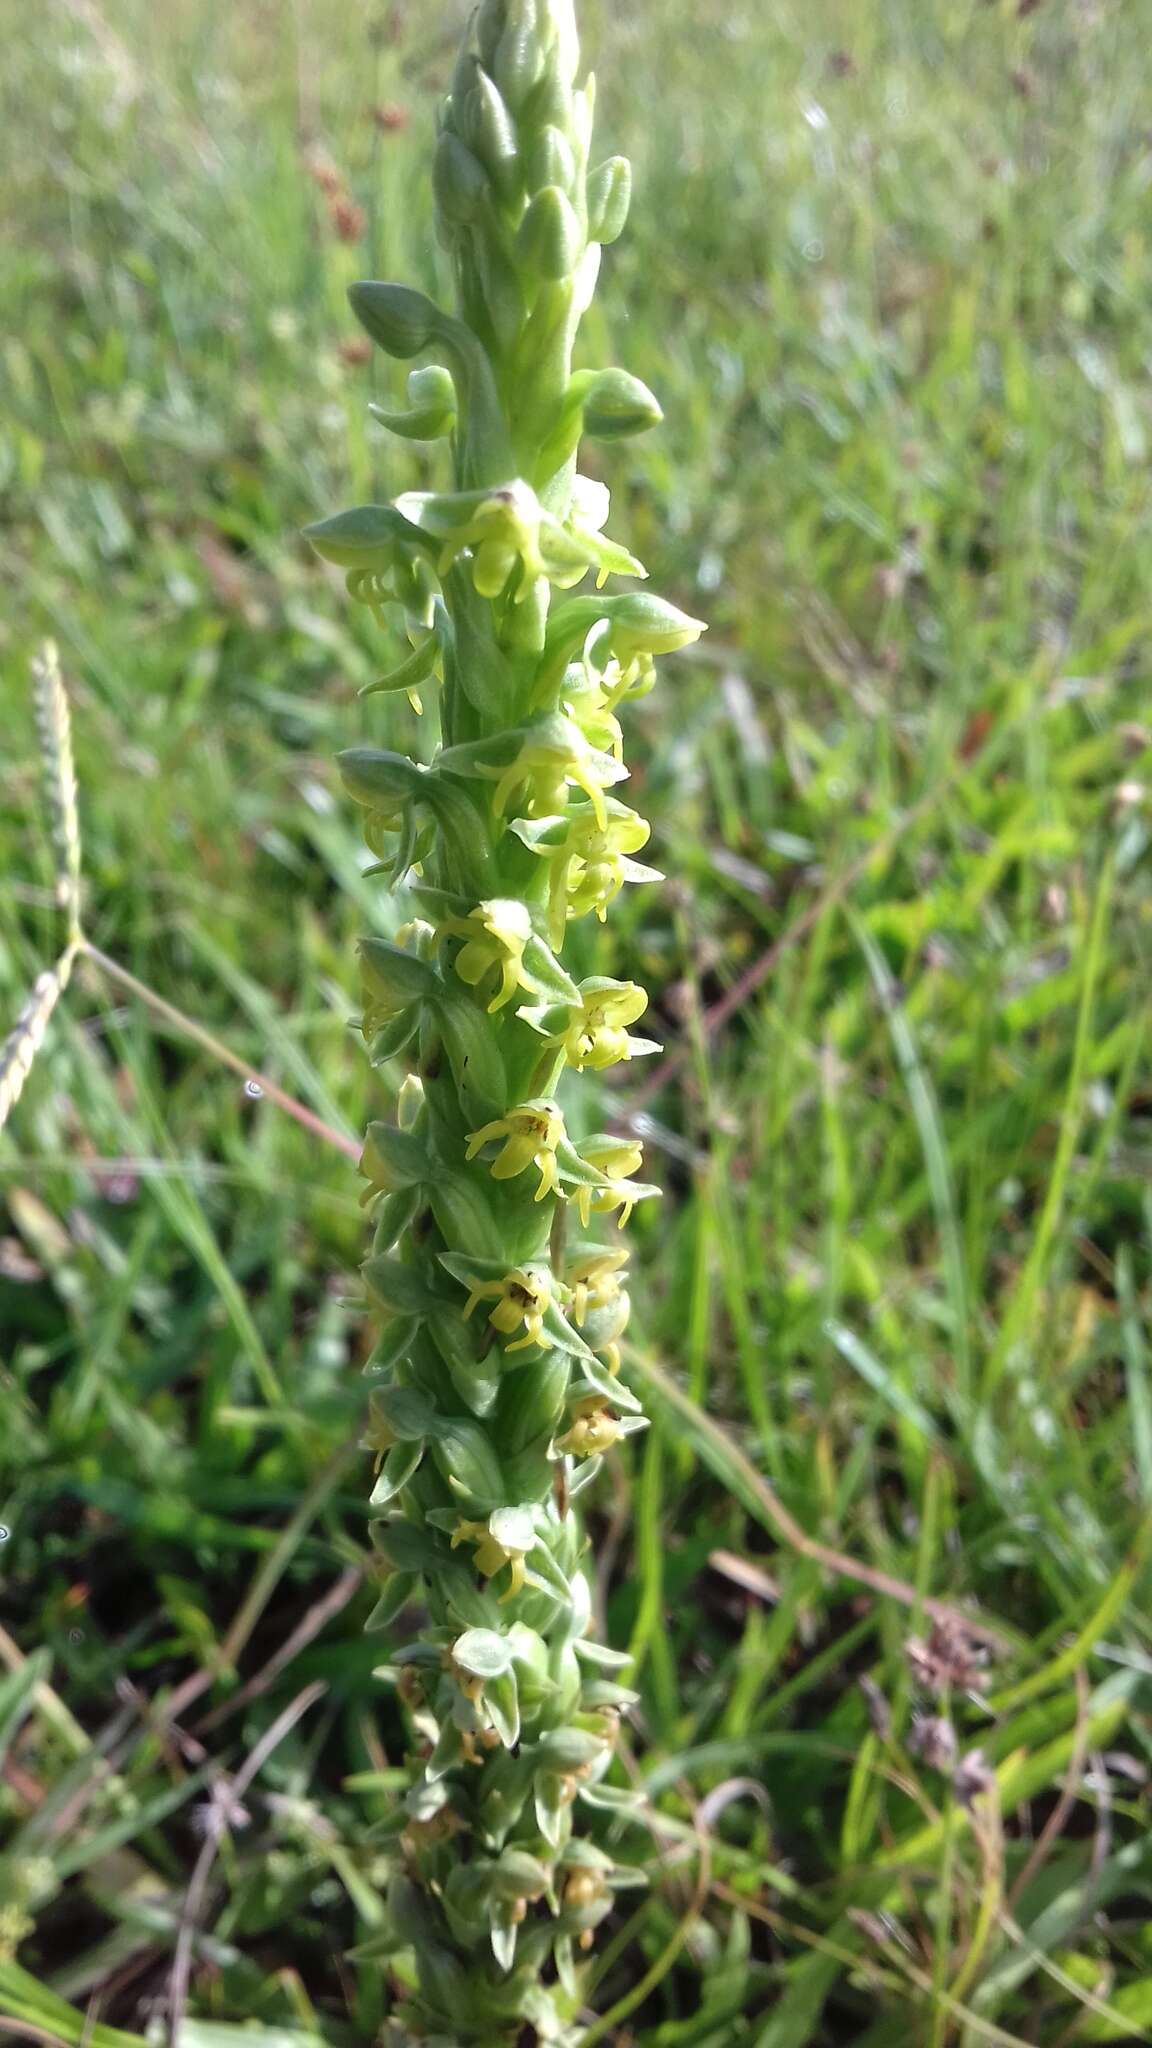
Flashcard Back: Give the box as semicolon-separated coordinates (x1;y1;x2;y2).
166;1681;326;2048
1005;1667;1090;1911
626;769;960;1118
194;1565;362;1735
627;1343;1014;1651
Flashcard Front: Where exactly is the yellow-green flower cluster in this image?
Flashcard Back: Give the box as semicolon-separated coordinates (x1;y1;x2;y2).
306;1;703;2038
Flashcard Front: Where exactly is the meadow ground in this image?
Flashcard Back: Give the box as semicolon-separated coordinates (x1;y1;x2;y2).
2;0;1152;2041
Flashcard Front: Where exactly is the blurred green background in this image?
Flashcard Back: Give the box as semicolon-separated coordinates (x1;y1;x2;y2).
2;0;1152;2041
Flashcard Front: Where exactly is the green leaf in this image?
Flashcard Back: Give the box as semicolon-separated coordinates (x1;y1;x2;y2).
366;1314;421;1374
496;1349;572;1454
374;1385;439;1440
363;1254;442;1316
434;132;489;226
367;1005;421;1063
375;1522;444;1573
359;936;439;1005
434;995;509;1126
364;1571;417;1632
432;1417;506;1510
484;1667;522;1749
0;1653;50;1764
362;1121;433;1190
368;1439;425;1509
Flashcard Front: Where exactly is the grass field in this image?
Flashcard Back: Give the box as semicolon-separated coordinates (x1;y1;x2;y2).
3;0;1152;2040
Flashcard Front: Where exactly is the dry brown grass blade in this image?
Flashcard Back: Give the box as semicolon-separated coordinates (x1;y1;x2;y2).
627;1342;1015;1652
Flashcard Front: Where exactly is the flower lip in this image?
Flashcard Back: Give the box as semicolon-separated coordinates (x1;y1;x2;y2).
465;1099;566;1201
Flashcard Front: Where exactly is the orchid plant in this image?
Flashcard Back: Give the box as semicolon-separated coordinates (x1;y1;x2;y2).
307;2;703;2036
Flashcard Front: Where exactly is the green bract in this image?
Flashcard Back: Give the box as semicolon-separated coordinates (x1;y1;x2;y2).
310;2;704;2038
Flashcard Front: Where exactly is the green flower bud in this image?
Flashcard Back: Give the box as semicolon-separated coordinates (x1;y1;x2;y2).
580;365;663;439
586;153;631;243
493;0;546;112
453;1625;512;1679
464;71;520;201
370;364;458;442
337;746;424;809
434;131;490;226
525;122;577;196
349;280;443;358
516;183;582;281
303;502;428;571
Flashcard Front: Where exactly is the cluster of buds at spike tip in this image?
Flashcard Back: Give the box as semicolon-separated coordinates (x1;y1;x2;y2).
306;2;703;2040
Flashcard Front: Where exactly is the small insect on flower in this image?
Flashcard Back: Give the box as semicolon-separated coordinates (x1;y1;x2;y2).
466;1098;566;1200
462;1263;554;1350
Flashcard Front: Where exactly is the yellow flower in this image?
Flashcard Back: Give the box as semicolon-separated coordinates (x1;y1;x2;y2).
465;1099;565;1201
490;715;620;831
394;479;626;605
562;627;658;762
574;1136;646;1228
556;1397;622;1458
545;978;657;1072
566;1248;629;1327
462;1264;553;1352
451;1508;534;1602
515;800;660;949
448;898;539;1013
397;479;548;602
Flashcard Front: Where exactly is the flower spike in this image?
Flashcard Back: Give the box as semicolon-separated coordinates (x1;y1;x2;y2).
308;0;703;2035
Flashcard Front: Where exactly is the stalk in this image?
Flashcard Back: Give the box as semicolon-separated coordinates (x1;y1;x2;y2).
307;4;703;2038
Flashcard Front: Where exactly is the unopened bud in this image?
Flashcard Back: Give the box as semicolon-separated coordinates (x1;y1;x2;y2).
581;367;663;440
525;123;576;196
465;70;520;199
494;0;545;112
337;746;423;809
303;503;415;569
434;131;489;226
370;364;457;441
517;184;582;281
349;281;440;359
608;591;706;656
587;155;631;244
